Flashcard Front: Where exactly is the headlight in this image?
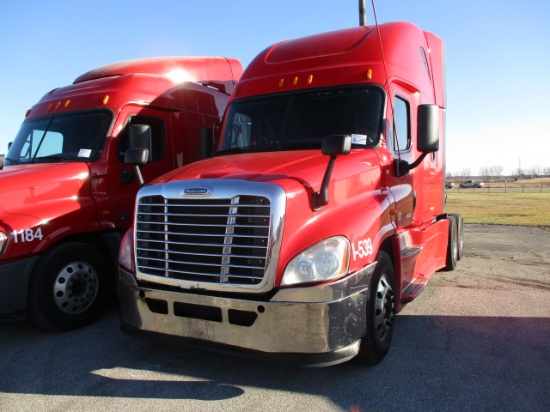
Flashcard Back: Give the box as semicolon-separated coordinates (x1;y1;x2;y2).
118;228;134;272
0;232;6;257
281;236;350;286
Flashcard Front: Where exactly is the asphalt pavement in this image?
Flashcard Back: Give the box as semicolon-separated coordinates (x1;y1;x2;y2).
1;224;549;412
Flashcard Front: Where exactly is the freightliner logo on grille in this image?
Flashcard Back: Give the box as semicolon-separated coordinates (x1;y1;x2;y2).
182;187;211;196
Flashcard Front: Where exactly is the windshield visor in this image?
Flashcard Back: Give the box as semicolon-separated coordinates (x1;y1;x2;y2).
5;110;112;165
219;87;384;154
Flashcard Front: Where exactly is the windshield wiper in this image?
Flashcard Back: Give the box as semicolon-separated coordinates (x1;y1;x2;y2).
280;141;321;150
33;154;72;162
215;148;248;156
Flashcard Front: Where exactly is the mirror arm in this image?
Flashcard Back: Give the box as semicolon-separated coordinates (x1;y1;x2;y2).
313;155;337;210
134;165;145;186
394;152;429;177
408;152;429;171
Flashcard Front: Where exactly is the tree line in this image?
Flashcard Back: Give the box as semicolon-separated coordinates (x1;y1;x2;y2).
447;165;550;179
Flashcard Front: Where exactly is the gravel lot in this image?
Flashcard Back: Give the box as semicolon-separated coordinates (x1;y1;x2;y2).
1;224;549;412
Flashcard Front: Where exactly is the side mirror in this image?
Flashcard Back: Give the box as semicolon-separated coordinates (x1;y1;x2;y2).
129;124;153;162
417;104;440;153
322;134;352;155
124;147;149;166
124;147;149;186
126;124;153;186
394;104;440;177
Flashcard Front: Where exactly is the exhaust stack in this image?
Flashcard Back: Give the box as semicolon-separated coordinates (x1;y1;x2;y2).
359;0;367;26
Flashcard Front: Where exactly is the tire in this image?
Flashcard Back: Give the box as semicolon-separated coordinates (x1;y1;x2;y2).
355;252;396;365
449;213;464;260
28;242;112;331
443;215;458;271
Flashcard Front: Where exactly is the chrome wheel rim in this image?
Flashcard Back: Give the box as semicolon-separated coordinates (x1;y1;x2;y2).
53;261;98;314
373;274;395;341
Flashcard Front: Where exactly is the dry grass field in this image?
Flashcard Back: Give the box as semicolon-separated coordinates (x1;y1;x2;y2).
445;179;550;227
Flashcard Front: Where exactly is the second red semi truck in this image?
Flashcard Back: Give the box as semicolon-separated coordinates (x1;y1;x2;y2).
0;56;243;330
118;22;463;366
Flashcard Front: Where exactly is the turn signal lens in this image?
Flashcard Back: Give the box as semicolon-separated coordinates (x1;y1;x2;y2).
0;232;7;257
118;228;134;273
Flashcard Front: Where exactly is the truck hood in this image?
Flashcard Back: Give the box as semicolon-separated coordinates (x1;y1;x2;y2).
0;163;92;229
145;149;391;285
152;150;380;188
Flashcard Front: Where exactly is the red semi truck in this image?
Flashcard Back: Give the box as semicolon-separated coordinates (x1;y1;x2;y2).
118;22;463;366
0;56;243;330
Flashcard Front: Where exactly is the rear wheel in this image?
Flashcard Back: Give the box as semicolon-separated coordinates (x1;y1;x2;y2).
444;215;458;271
449;213;464;260
355;252;396;365
28;242;112;330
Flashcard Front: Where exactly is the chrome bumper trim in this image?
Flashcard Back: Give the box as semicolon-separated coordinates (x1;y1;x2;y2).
118;263;375;366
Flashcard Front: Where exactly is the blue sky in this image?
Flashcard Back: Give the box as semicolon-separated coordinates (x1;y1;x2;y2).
1;0;549;176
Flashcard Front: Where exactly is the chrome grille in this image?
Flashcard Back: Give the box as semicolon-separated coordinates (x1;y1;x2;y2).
135;194;271;286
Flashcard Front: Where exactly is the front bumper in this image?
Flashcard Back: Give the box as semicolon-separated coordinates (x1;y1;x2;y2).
0;255;39;320
118;263;375;366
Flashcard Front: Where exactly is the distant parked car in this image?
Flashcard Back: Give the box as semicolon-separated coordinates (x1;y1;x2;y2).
460;180;484;188
445;182;454;189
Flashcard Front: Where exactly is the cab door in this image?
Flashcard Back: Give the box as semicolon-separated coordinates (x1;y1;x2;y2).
387;89;415;229
387;84;443;229
94;107;174;231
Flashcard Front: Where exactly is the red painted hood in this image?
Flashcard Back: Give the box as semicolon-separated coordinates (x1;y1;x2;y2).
153;149;380;188
0;162;92;231
148;149;388;279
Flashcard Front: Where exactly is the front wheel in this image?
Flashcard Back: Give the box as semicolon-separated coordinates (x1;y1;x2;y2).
355;252;396;365
28;242;112;330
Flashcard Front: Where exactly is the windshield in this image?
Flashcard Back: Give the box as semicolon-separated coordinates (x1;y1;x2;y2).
219;86;384;154
5;110;112;165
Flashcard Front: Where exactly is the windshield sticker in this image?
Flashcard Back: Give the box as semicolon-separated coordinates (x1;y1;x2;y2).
78;148;92;158
351;134;368;145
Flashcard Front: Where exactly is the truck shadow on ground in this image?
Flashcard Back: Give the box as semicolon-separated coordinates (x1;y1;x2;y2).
0;309;548;411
